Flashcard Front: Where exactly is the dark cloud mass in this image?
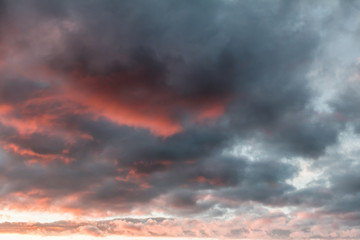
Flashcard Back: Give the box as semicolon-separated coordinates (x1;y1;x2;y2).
0;0;360;239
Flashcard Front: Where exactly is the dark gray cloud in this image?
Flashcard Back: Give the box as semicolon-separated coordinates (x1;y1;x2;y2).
1;0;341;155
1;0;360;238
0;78;47;104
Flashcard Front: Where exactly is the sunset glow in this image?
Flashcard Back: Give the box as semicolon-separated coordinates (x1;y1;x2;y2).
1;0;360;239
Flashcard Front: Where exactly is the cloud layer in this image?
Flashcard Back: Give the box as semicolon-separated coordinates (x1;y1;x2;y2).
1;0;360;239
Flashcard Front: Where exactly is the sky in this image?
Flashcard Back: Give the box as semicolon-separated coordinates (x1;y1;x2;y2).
1;0;360;239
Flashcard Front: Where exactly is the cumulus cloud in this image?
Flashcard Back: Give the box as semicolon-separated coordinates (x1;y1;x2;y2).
1;0;360;239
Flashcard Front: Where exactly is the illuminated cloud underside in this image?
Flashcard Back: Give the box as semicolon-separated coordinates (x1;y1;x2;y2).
1;0;360;239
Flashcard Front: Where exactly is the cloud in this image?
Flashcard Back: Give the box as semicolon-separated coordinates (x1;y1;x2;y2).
1;0;360;239
1;214;360;239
